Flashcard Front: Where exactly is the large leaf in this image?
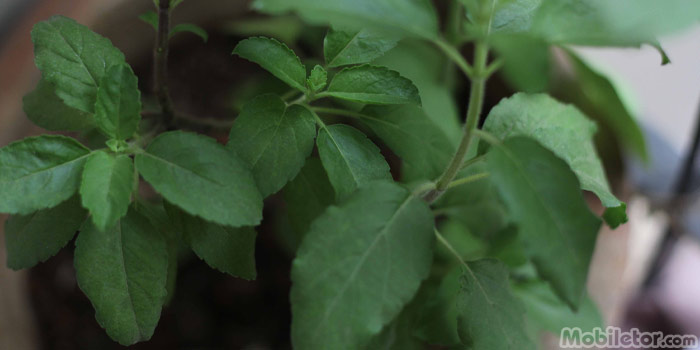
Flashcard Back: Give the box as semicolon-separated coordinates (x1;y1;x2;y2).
325;65;421;105
31;16;126;113
0;135;90;214
232;37;307;92
316;124;392;200
254;0;439;39
485;137;601;308
4;196;86;270
94;64;141;140
228;94;316;197
484;93;626;227
80;151;134;231
135;131;262;227
74;207;168;346
324;28;398;67
172;207;256;280
23;79;95;131
456;259;535;350
360;105;455;181
283;157;335;238
291;181;434;349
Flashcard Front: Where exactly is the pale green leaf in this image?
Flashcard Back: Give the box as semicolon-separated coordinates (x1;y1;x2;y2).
80;151;134;231
457;259;535;350
170;23;208;42
94;64;141;140
291;181;434;349
485;137;602;308
228;94;316;197
31;16;126;113
324;28;398;67
232;37;307;91
4;196;86;270
23;79;95;132
135;131;263;227
360;104;455;181
283;157;335;239
316;124;392;200
253;0;439;39
0;135;90;214
325;65;421;105
307;65;327;92
166;204;256;280
484;93;626;227
74;207;168;346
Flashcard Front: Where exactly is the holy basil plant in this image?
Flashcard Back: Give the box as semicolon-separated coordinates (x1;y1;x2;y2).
2;0;696;348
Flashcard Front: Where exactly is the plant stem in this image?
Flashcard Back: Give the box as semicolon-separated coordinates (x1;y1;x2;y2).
447;172;489;189
434;39;474;78
434;228;468;267
424;40;489;203
154;0;174;127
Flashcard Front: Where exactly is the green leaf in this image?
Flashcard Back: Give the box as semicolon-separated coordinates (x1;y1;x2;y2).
316;124;392;200
4;196;86;270
23;79;95;132
484;93;627;227
170;23;208;42
283;157;335;239
139;11;158;30
94;64;141;140
563;50;647;160
414;268;462;346
232;37;307;92
324;28;398;67
513;280;604;335
307;65;328;92
491;34;550;93
228;95;316;197
456;259;535;350
80;151;135;231
166;203;256;280
324;65;421;105
74;207;168;346
485;137;602;308
253;0;439;39
0;135;90;214
135;131;263;227
291;181;434;350
31;15;126;113
360;105;455;181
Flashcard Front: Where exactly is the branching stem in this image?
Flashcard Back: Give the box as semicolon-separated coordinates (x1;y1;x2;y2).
154;0;174;127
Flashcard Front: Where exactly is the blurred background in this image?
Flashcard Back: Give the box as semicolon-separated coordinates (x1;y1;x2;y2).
1;0;699;349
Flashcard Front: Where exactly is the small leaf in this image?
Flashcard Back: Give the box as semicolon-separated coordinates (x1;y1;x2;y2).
135;131;263;227
456;259;535;350
485;137;602;308
32;16;126;113
23;79;95;132
283;157;335;238
306;65;328;92
139;11;158;30
291;181;434;350
316;124;392;200
324;28;398;67
232;37;307;91
94;64;142;140
170;23;208;42
253;0;440;39
166;203;256;280
0;135;90;214
80;151;135;231
325;65;421;105
360;105;455;181
484;93;627;227
74;207;168;346
228;94;316;197
5;196;86;270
